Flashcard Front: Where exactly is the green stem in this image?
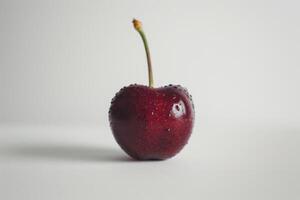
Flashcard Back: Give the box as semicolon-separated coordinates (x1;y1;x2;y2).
133;19;154;88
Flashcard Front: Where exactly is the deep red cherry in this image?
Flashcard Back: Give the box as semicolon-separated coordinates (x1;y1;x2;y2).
109;84;194;160
108;19;195;160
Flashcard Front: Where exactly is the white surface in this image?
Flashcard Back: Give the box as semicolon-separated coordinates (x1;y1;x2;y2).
0;123;299;200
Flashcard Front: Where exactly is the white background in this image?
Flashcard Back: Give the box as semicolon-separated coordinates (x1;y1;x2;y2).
0;0;299;199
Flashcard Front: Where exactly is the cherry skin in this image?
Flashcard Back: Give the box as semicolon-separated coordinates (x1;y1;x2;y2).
109;84;194;160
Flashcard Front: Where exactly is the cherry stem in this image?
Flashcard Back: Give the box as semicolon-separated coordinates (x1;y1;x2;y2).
133;19;154;88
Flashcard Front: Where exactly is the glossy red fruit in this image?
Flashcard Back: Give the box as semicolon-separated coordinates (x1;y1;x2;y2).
109;84;194;160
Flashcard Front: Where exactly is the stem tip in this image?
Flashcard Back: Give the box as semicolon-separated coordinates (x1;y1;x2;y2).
132;18;142;31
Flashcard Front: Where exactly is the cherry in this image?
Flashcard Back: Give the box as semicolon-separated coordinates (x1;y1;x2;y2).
109;19;195;160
